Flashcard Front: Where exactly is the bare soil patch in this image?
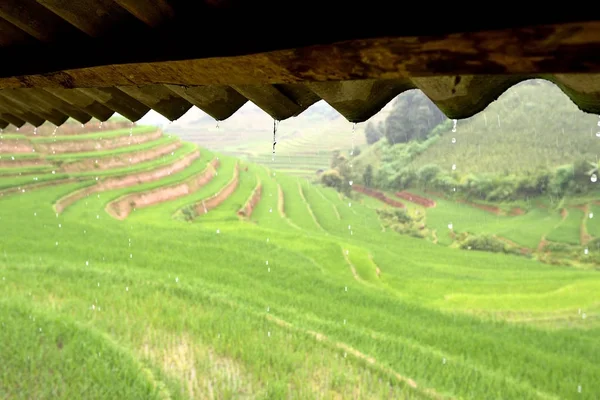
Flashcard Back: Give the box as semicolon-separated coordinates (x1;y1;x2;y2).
106;158;219;219
55;150;200;214
238;180;261;218
60;140;181;172
353;185;404;208
34;130;161;154
395;191;436;207
195;163;239;216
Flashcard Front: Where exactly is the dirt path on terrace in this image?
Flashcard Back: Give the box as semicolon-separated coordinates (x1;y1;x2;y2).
55;151;200;214
60;140;181;172
0;158;50;168
106;158;219;220
195;163;239;217
0;139;34;153
396;191;436;208
265;314;447;399
237;179;261;218
368;253;382;278
342;248;362;282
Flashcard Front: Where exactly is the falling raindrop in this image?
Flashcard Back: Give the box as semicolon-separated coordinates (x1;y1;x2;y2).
129;254;133;259
216;229;220;234
591;174;598;183
175;277;179;283
267;331;271;337
596;132;600;138
344;286;348;292
582;313;587;319
348;225;351;230
589;212;594;219
578;385;582;393
266;238;270;243
349;180;353;186
451;164;457;171
267;267;270;272
85;261;89;266
348;202;352;207
265;260;269;265
58;224;61;228
451;137;456;144
52;170;55;174
448;223;453;230
269;208;273;213
452;119;457;133
584;248;589;255
55;242;58;246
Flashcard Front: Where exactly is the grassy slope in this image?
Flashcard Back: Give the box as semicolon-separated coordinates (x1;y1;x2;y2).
410;80;600;174
1;127;600;398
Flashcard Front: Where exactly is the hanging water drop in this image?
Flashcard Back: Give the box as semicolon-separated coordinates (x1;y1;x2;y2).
452;119;457;133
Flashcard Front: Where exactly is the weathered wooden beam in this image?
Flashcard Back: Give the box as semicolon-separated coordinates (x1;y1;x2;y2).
0;18;37;47
113;0;174;27
0;94;47;127
118;85;193;121
0;118;9;130
0;89;69;126
231;85;307;120
25;89;92;124
1;20;600;88
164;85;247;121
0;0;84;42
77;87;149;121
47;88;114;121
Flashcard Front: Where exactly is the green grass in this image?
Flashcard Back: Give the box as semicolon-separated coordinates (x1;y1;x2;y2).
547;208;584;245
588;204;600;238
32;126;156;143
1;133;600;398
45;136;177;162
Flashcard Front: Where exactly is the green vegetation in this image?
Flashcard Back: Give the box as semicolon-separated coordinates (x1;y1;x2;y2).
32;126;155;143
0;111;599;399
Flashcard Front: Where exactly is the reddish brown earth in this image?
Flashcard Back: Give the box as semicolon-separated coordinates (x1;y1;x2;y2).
60;140;181;172
395;191;436;207
353;185;404;208
0;139;34;153
34;130;161;154
238;181;261;218
457;199;502;215
277;184;286;217
106;158;220;220
196;164;240;216
560;208;568;219
509;207;525;216
580;204;592;245
55;150;200;214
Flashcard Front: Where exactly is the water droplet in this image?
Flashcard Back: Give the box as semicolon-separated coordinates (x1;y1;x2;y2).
451;137;456;143
582;313;587;319
216;229;220;234
33;212;36;216
344;286;347;292
92;304;95;310
267;331;271;337
452;187;456;192
267;267;270;272
269;208;272;213
584;248;589;255
265;260;269;265
348;202;352;207
344;352;347;358
448;223;453;230
451;164;457;171
175;277;179;283
578;385;582;393
130;254;133;258
348;225;351;230
591;174;598;183
442;358;447;364
343;319;346;324
96;215;100;219
266;238;269;243
52;170;55;174
55;241;58;246
349;180;353;186
85;261;89;266
266;306;270;312
589;212;594;219
345;250;349;255
58;224;61;228
97;282;100;287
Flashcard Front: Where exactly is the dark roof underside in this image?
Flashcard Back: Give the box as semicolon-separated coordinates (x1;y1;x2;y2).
1;2;600;129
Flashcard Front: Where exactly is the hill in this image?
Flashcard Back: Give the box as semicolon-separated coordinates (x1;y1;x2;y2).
356;80;600;177
0;122;599;399
165;100;389;177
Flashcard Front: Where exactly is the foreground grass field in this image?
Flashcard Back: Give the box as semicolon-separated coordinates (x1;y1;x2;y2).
1;124;599;399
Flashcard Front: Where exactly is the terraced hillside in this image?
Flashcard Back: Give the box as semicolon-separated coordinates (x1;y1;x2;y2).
168;101;368;178
1;122;599;399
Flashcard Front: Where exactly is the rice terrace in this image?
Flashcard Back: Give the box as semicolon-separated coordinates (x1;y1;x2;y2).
1;79;600;400
1;6;600;400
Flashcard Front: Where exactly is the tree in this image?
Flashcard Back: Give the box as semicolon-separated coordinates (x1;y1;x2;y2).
384;90;446;144
321;169;343;189
363;164;373;187
365;121;383;145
